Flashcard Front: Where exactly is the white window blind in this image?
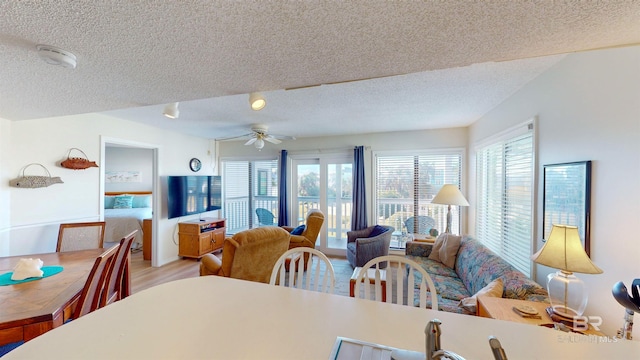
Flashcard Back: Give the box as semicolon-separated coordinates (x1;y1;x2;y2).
222;159;278;233
475;126;534;277
375;151;462;234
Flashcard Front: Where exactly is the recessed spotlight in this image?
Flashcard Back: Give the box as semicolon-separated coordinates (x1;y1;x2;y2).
249;92;266;111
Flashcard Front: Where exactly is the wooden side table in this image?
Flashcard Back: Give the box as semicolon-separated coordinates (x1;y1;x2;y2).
349;267;387;301
477;296;605;336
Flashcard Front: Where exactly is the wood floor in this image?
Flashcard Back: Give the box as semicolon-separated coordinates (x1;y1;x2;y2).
129;250;201;294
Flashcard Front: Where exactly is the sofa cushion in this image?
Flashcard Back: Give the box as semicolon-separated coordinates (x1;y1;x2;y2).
405;255;458;278
459;277;504;313
428;233;462;268
412;289;474;315
427;274;471;301
455;237;517;295
502;270;549;302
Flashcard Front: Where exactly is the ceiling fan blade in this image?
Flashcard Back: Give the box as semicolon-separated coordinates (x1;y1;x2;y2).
216;132;254;141
264;136;281;144
270;134;296;141
244;138;257;146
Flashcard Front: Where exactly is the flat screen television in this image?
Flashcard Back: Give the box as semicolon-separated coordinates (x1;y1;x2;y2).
167;175;222;219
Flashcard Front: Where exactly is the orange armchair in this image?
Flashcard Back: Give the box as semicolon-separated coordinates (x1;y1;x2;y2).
281;209;325;251
199;227;290;283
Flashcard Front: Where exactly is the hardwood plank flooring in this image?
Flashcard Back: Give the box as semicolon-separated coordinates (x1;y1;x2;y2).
129;250;200;294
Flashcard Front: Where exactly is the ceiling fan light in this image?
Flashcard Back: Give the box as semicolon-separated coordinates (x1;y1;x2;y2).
163;102;179;119
249;92;266;111
254;138;265;150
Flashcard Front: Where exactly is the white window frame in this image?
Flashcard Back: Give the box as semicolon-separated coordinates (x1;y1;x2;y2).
473;119;536;277
372;148;466;236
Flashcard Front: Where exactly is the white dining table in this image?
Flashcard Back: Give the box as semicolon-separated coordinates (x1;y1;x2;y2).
4;275;639;360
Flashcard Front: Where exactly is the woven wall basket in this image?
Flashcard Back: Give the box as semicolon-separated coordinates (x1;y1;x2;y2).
9;163;64;188
60;148;99;170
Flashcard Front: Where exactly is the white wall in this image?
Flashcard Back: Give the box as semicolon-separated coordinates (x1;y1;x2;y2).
0;113;215;266
468;46;640;337
0;118;11;255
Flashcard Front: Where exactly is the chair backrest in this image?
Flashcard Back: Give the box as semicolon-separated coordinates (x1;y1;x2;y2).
73;244;120;319
101;230;137;307
354;255;439;310
256;208;275;226
57;221;106;252
300;209;325;242
222;227;291;283
269;247;336;293
404;216;435;234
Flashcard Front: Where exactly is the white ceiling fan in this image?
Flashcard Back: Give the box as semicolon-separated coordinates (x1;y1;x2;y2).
217;124;296;150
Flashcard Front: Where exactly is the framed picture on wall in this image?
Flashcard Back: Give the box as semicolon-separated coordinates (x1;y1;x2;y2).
542;160;592;256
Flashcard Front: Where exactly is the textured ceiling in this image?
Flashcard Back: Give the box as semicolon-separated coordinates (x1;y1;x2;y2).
1;1;639;140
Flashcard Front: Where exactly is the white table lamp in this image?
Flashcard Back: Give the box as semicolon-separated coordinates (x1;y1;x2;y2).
532;224;603;318
431;184;469;234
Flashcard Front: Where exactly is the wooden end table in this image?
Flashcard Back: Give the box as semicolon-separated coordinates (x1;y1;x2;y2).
477;296;605;336
349;267;387;301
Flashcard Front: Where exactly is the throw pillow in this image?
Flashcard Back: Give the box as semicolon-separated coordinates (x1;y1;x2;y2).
113;195;134;209
427;233;462;269
290;225;306;235
368;225;388;238
104;196;116;209
458;278;504;313
132;195;152;208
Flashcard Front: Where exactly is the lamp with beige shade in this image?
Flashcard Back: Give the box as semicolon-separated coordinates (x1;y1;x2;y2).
532;224;603;319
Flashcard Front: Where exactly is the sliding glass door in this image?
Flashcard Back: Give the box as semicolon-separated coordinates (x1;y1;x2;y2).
291;155;352;256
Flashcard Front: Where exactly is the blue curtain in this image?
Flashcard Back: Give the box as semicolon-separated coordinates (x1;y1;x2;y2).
277;150;289;226
351;146;368;230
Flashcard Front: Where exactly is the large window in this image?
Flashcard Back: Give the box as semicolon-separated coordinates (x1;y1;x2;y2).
475;122;534;277
374;150;463;235
222;159;278;233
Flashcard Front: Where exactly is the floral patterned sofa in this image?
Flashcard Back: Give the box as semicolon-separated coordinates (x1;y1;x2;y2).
405;236;549;315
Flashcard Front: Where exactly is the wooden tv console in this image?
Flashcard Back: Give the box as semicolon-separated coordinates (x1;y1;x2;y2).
178;218;226;259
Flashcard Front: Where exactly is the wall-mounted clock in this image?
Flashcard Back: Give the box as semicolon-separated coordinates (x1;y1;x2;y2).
189;158;202;172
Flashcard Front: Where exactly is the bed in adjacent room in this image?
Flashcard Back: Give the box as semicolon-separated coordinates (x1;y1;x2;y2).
104;191;152;249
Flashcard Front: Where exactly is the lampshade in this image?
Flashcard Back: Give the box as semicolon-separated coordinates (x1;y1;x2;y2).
254;138;265;150
431;184;469;234
163;102;179;119
249;92;266;111
532;224;603;318
532;225;602;274
432;184;470;206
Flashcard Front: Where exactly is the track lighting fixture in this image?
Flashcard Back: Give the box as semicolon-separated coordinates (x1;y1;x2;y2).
163;102;179;119
249;92;266;111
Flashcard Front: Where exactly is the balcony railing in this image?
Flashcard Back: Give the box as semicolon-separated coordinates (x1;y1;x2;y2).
223;197;456;248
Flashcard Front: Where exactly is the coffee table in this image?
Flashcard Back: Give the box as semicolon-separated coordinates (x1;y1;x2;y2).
349;267;387;301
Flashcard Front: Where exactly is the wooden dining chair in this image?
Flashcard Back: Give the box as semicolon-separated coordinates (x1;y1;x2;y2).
354;255;439;310
269;247;336;293
72;244;120;319
101;230;137;306
56;221;106;252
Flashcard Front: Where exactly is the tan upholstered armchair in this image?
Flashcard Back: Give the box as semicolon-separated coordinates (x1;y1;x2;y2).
199;227;290;283
280;209;325;251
